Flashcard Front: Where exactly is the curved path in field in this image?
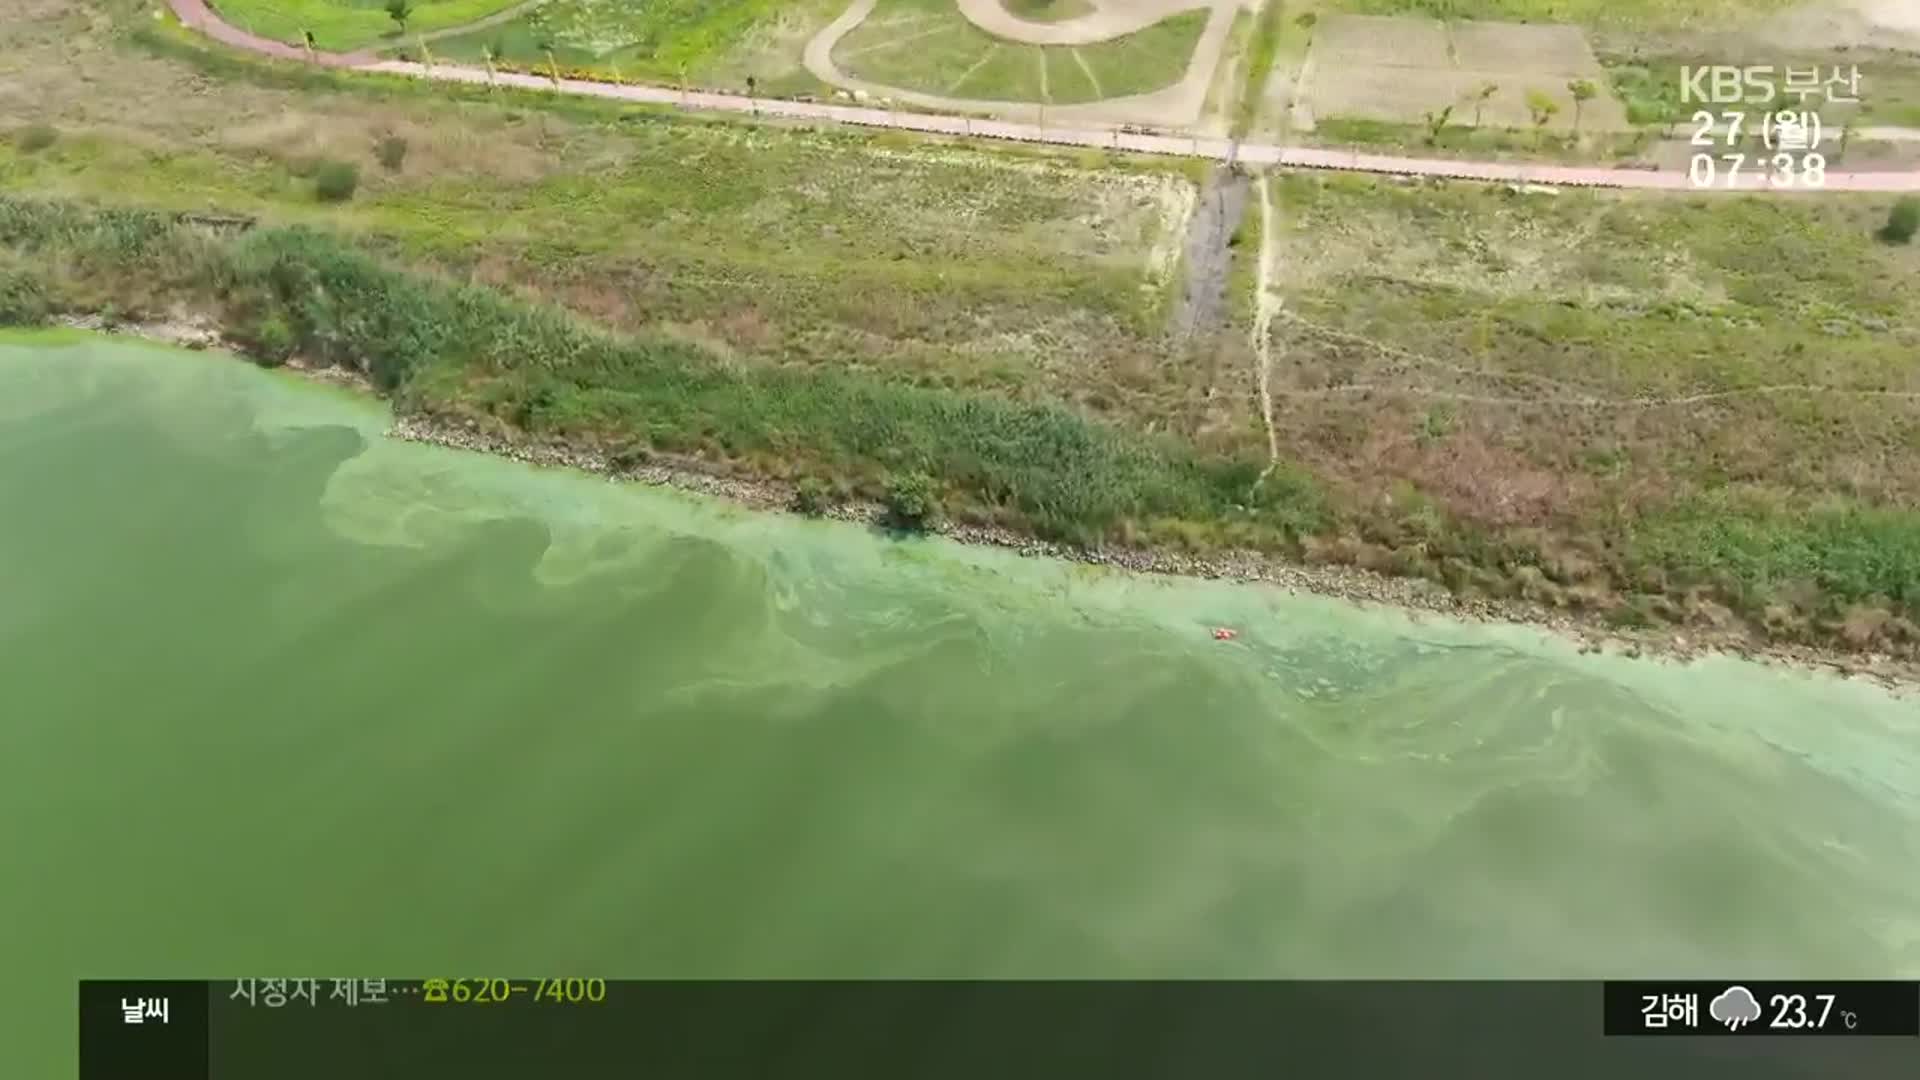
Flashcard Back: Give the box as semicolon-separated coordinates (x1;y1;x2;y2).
804;0;1240;129
166;0;1920;194
953;0;1220;45
171;0;376;65
412;0;550;45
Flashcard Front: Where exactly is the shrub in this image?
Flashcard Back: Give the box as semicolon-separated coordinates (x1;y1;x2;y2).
792;477;830;517
313;160;359;203
0;269;48;324
1878;198;1919;245
375;133;408;173
16;124;57;152
884;472;941;531
246;314;296;366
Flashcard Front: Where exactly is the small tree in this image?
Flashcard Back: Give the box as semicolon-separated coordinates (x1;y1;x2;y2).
1567;78;1597;136
481;39;501;86
791;478;830;517
384;0;411;35
1422;104;1454;146
1469;81;1498;128
1525;89;1560;144
1879;197;1919;245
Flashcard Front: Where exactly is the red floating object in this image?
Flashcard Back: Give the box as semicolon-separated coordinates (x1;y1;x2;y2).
1212;627;1237;641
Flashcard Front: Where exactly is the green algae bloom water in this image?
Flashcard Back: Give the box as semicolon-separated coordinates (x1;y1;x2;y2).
3;337;1917;1073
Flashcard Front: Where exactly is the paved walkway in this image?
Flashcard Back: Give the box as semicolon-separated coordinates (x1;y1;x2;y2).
168;0;1920;194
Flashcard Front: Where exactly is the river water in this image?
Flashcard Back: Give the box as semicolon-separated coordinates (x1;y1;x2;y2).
4;336;1919;1071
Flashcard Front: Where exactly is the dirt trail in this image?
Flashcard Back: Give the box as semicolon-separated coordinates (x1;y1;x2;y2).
168;0;1920;193
412;0;549;45
1250;173;1280;476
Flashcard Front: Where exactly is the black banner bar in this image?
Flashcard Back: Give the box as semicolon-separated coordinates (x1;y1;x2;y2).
80;980;1920;1080
79;980;208;1080
1604;981;1919;1036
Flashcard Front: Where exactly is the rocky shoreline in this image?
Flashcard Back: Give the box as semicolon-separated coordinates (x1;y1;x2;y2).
389;415;1920;691
50;316;1920;690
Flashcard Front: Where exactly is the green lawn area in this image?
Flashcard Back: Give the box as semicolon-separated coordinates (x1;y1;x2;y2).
834;0;1208;103
1004;0;1096;20
211;0;523;51
1321;0;1796;31
427;0;836;92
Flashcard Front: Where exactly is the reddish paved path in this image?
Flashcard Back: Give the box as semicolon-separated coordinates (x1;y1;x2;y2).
167;0;1920;193
169;0;373;66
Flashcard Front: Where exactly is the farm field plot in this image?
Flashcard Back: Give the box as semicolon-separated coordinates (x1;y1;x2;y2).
1320;0;1797;32
428;0;841;94
211;0;523;50
1300;14;1629;131
833;0;1209;103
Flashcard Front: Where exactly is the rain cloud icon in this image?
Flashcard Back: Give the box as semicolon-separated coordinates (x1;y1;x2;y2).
1710;986;1762;1031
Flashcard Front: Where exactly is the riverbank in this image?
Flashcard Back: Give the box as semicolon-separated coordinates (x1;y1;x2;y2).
8;194;1918;687
39;313;1920;690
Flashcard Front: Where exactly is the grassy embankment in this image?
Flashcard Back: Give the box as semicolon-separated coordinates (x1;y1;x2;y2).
0;196;1324;548
1265;174;1920;646
833;0;1208;104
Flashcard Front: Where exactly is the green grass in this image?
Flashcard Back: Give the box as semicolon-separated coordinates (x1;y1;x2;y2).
1233;0;1284;137
835;0;1208;104
1004;0;1095;21
1631;498;1920;614
1310;115;1654;162
427;0;818;88
212;0;524;51
0;197;1328;549
1323;0;1795;30
0;112;1204;423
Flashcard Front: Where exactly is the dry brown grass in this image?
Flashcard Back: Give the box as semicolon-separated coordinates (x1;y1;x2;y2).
1300;13;1629;131
1264;174;1920;539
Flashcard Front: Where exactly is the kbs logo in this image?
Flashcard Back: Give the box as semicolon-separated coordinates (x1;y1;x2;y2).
1682;66;1776;104
1681;65;1862;105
